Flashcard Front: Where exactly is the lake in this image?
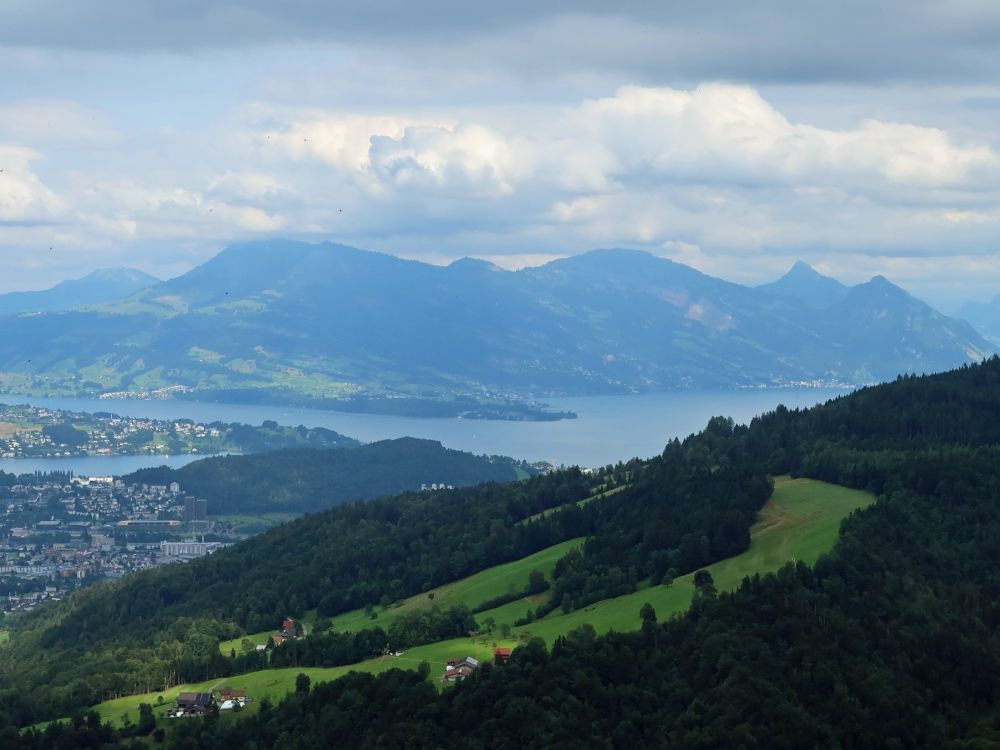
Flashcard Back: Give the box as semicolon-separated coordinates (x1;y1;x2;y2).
0;388;850;474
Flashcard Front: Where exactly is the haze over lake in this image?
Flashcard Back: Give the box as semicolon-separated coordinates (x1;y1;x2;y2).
0;388;849;474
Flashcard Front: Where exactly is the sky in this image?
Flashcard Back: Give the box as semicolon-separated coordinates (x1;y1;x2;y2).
2;1;1000;309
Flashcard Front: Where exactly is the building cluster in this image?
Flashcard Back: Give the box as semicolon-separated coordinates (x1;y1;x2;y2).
99;385;192;401
441;648;511;683
0;474;225;613
172;687;252;717
420;482;455;492
442;656;480;683
267;617;303;649
0;403;224;458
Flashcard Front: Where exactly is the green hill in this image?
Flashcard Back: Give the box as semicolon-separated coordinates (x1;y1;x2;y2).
1;417;772;724
84;475;870;729
220;537;584;654
125;436;537;515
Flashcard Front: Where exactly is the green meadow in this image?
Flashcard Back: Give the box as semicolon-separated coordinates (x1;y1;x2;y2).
507;476;875;641
222;536;584;653
86;638;521;729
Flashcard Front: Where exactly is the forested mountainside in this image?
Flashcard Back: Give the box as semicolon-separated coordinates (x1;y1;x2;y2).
0;241;990;415
0;421;772;722
122;437;536;514
11;357;1000;749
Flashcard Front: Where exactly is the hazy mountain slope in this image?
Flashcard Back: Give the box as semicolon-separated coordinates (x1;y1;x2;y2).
0;240;990;409
958;295;1000;346
757;260;849;308
0;268;159;317
815;276;993;380
519;249;832;388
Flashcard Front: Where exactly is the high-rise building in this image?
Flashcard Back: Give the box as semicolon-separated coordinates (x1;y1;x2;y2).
184;497;208;525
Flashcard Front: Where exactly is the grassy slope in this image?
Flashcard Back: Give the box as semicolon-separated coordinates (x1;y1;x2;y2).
221;537;584;654
85;638;518;729
518;484;627;524
219;611;319;656
90;477;871;728
509;476;874;641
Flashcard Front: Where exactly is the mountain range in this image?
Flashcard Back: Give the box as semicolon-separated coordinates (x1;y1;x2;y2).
0;240;991;416
0;267;158;317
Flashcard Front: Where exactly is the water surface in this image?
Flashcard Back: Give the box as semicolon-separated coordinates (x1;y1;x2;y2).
0;389;849;473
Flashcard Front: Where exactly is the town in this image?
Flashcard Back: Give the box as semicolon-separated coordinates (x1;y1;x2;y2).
0;402;356;459
0;473;228;614
0;403;228;458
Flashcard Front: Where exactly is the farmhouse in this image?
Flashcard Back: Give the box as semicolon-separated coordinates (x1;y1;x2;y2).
442;656;480;683
493;647;512;663
175;692;215;714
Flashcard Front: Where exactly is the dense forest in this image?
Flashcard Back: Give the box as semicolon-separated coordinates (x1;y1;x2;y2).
9;358;1000;746
123;436;536;514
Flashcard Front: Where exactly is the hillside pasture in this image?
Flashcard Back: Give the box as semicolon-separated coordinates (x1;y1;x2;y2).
221;536;585;653
505;476;874;641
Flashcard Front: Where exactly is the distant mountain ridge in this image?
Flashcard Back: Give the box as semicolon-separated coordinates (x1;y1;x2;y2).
757;260;849;308
0;267;159;317
0;240;990;414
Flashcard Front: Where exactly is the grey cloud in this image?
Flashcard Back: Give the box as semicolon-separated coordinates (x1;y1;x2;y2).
4;1;1000;84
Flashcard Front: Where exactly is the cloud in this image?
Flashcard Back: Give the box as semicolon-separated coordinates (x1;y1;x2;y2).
367;124;532;197
5;2;1000;88
576;84;999;193
205;171;296;207
261;83;998;208
0;100;117;146
0;145;63;222
2;78;1000;309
